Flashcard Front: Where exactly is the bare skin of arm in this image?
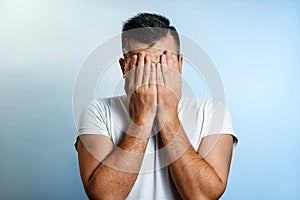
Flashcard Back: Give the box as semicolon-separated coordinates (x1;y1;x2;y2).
77;52;157;200
156;52;234;199
159;120;233;200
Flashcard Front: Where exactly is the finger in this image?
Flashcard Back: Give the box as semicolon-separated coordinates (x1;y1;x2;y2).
161;54;169;86
172;54;182;82
161;54;167;68
172;53;180;73
130;54;137;70
135;52;145;87
156;63;164;86
142;55;151;86
168;53;180;78
137;51;145;67
150;63;156;85
128;55;137;94
166;50;173;68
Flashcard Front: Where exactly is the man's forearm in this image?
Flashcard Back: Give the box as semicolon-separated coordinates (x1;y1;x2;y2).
160;117;226;200
86;121;152;200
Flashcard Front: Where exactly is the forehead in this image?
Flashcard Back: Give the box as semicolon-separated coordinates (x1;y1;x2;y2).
128;32;178;55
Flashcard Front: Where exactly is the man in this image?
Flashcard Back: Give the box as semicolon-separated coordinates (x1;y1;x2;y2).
75;13;237;200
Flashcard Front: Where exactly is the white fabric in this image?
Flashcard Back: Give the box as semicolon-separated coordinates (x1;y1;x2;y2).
77;95;237;200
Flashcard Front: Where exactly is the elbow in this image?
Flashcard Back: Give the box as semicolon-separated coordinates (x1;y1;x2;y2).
84;179;107;200
196;179;227;200
85;179;127;200
85;183;101;200
213;180;227;199
205;180;227;200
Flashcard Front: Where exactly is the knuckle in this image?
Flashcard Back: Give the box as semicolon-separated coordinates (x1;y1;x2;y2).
139;51;145;57
146;55;151;62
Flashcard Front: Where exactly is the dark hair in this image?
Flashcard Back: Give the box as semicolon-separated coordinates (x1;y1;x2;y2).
121;13;180;55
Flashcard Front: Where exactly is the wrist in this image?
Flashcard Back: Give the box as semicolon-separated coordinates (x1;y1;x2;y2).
163;116;180;131
127;118;154;138
157;109;180;131
132;114;155;127
159;116;182;145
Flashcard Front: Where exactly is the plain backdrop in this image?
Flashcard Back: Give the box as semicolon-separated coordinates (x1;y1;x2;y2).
0;0;299;199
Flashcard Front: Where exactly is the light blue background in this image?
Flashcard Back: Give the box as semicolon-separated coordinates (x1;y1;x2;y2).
1;0;299;199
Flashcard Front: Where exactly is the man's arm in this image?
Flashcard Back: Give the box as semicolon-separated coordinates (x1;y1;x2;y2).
77;122;151;200
159;117;234;200
77;52;157;200
156;52;234;199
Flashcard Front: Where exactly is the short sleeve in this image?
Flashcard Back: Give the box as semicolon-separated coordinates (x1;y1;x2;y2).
77;99;111;138
201;100;238;146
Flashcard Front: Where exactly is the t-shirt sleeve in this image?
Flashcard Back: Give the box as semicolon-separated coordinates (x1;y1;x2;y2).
201;99;238;146
77;99;111;138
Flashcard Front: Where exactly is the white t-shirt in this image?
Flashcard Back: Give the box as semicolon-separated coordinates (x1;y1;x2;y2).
76;95;237;200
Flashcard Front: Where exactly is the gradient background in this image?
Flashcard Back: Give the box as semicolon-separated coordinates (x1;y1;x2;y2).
1;0;299;199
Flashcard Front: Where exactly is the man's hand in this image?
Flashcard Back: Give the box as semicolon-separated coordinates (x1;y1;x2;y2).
156;51;182;128
124;52;157;128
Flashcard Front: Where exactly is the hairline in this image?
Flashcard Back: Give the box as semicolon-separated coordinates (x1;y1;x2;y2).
122;29;180;58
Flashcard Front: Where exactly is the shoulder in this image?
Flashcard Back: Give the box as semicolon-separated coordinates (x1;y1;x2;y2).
179;96;210;111
179;97;232;125
202;99;230;117
87;95;127;111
